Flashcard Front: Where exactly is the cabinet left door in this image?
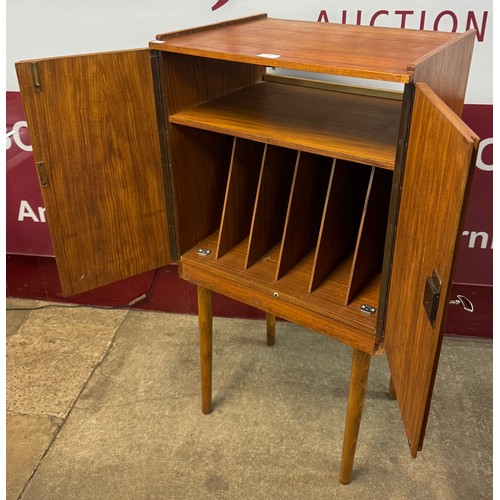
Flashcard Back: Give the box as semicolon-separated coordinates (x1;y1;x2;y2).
16;49;174;296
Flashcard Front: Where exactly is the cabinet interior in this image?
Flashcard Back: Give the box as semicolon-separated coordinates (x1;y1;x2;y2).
160;52;400;338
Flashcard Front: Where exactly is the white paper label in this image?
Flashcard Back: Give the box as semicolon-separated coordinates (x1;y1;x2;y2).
257;53;281;59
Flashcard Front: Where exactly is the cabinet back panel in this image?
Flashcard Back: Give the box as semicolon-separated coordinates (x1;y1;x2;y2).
169;126;233;254
276;153;332;280
310;160;372;292
217;138;265;258
245;145;297;269
161;52;265;115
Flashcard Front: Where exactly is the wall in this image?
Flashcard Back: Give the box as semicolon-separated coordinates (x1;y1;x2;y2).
5;0;493;336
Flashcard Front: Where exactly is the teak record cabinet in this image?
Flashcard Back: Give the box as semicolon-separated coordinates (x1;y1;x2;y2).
17;15;479;484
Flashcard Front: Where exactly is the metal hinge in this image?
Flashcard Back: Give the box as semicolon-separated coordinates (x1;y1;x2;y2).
31;62;42;92
36;162;49;187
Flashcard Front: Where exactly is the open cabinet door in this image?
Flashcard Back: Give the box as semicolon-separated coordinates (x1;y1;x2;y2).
16;50;173;296
384;83;479;457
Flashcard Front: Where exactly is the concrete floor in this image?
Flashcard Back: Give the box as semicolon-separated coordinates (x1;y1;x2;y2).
6;298;492;499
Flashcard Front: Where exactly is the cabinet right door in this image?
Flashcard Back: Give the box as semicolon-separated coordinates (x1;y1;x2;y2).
384;82;479;458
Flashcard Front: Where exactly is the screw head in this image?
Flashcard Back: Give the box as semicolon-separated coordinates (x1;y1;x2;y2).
360;304;376;315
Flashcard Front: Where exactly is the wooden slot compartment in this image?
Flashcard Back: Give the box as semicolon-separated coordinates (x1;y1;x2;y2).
309;160;372;292
276;152;333;280
169;126;234;255
245;145;298;269
345;167;393;305
216;138;265;258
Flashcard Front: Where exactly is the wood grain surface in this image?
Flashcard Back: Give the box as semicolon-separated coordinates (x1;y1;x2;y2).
16;50;172;295
217;138;265;258
181;231;380;350
383;83;479;457
276;152;332;280
170;82;401;169
346;167;392;305
152;17;461;83
310;160;372;292
245;145;297;269
339;348;372;484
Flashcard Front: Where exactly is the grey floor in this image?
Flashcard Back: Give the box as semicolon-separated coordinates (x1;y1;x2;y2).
6;298;492;499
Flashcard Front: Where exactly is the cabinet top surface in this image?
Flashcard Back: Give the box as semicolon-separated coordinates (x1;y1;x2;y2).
150;16;464;83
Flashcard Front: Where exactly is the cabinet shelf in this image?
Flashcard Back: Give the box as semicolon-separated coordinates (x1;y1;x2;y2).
169;81;402;170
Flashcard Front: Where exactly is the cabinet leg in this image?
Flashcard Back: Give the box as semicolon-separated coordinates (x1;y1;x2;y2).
266;313;276;346
339;348;371;485
388;376;397;400
197;286;213;414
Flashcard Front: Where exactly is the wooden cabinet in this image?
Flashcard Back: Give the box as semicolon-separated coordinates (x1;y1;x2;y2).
16;15;479;483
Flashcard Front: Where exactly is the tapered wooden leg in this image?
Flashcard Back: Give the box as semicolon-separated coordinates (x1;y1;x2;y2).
388;376;397;400
197;286;213;414
339;348;371;485
266;313;276;346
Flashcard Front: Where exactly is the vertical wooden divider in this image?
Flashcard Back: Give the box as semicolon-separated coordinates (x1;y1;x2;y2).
345;167;393;305
216;138;265;258
245;145;297;269
276;152;332;280
309;160;372;292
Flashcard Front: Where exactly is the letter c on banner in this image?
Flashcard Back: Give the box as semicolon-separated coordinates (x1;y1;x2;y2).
7;121;33;152
476;138;493;171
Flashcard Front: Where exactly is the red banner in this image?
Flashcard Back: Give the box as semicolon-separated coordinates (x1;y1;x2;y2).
6;91;54;256
454;105;493;286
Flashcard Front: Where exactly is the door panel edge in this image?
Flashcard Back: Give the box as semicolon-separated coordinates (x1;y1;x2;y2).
383;82;479;457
